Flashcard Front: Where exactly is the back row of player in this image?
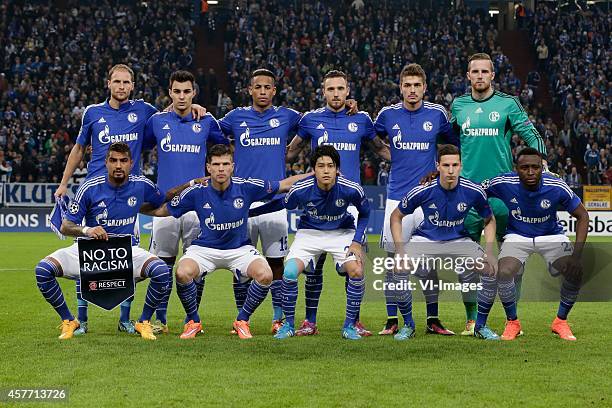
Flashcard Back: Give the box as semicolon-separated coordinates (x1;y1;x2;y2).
46;53;576;340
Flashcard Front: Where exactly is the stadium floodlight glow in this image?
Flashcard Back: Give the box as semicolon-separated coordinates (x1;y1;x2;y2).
207;0;219;4
488;9;500;17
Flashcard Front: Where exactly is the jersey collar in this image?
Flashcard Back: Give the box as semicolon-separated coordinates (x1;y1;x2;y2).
470;90;496;103
105;99;134;112
171;111;194;122
324;106;348;115
401;102;424;114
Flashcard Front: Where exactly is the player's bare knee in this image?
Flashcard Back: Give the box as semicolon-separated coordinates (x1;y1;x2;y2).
176;259;199;283
345;262;363;279
251;264;273;286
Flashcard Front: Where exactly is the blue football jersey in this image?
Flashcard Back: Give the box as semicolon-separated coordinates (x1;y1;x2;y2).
399;177;491;241
484;172;582;238
143;111;227;194
297;107;375;183
167;177;280;250
374;102;458;200
284;175;370;243
76;99;158;178
66;175;165;246
219;106;301;180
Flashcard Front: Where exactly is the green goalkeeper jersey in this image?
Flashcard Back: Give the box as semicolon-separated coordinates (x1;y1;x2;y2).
450;90;546;183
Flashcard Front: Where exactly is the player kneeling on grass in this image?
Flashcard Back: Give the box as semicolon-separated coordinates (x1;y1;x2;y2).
146;144;310;339
389;144;499;340
35;142;184;340
478;147;589;341
251;145;371;340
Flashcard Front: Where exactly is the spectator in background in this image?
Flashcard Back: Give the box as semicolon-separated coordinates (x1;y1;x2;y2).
376;162;389;186
584;142;601;170
565;166;582;189
536;40;549;71
72;161;87;184
587;165;601;185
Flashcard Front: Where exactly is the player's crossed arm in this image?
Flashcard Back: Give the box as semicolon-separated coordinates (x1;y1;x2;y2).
60;219;108;240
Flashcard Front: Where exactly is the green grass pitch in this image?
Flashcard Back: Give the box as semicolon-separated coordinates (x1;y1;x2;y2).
0;233;610;407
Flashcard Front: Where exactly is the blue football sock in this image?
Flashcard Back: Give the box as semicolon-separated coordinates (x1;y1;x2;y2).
139;259;170;322
557;277;580;320
232;277;250;312
176;280;199;323
476;274;497;330
237;280;270;321
195;276;205;308
270;279;283;321
119;297;133;322
281;276;298;328
76;279;88;322
36;260;73;321
305;255;325;323
394;273;414;328
155;261;174;324
384;269;398;320
344;276;365;328
497;276;517;320
418;269;439;318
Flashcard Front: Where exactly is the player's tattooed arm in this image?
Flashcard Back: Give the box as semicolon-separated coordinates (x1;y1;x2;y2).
55;143;86;197
60;219;108;240
364;136;391;161
286;135;308;162
163;177;209;202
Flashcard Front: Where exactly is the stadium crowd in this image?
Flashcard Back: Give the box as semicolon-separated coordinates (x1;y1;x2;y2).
530;2;610;185
0;1;196;183
0;1;608;187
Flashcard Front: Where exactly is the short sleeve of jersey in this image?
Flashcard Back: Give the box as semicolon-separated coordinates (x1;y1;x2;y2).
143;115;157;150
65;186;90;224
557;182;582;213
361;112;376;141
373;109;387;137
207;115;229;145
398;185;424;215
296;114;312;140
141;178;165;208
143;101;158;119
167;186;198;218
243;179;280;202
75;107;94;146
218;110;234;136
473;187;493;219
287;108;302;132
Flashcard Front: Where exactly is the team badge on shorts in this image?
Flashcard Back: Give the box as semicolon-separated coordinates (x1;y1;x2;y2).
171;196;180;207
128;112;138;123
348;122;358;132
457;202;467;212
423;121;433;131
335;198;345;207
192;123;202;133
69;201;80;214
269;118;280;128
233;198;244;209
127;196;137;207
540;199;551;209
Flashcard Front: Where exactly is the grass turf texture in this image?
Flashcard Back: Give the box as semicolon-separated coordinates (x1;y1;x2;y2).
0;233;610;407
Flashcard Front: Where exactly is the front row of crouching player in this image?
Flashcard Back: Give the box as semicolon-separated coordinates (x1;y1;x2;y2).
36;143;588;341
